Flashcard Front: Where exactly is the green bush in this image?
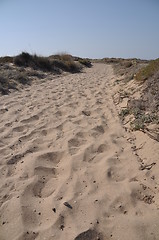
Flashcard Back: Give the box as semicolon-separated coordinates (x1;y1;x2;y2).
119;108;130;119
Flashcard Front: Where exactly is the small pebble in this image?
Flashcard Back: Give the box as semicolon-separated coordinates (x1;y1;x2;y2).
60;224;64;231
63;202;72;209
52;208;56;213
57;197;63;200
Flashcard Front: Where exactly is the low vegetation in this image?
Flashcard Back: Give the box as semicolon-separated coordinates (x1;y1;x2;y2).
130;112;159;131
135;58;159;82
73;57;92;68
14;52;84;73
120;106;159;131
0;52;92;95
0;75;16;95
0;64;31;95
112;57;159;135
0;56;13;64
110;58;148;82
47;53;82;73
14;52;54;72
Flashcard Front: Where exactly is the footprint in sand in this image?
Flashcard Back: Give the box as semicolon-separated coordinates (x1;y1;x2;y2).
12;125;27;133
106;166;125;182
91;125;105;138
33;173;56;198
7;145;38;165
74;229;103;240
21;205;39;229
21;114;39;124
28;151;64;198
97;143;108;153
41;129;47;136
34;166;56;179
68;136;87;155
83;143;108;162
37;151;63;166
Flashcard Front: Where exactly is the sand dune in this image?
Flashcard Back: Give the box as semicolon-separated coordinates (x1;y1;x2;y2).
0;64;159;240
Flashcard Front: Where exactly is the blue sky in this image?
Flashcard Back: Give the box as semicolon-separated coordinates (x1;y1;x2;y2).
0;0;159;59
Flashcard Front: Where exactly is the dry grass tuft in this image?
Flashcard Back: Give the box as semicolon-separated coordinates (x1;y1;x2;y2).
0;52;88;95
0;56;13;64
14;52;55;72
77;58;92;68
0;64;31;95
49;53;82;73
14;52;82;73
135;58;159;82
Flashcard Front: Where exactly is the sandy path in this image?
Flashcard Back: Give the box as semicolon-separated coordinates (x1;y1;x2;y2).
0;64;159;240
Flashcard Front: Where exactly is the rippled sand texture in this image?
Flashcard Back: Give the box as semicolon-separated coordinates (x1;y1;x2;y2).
0;64;159;240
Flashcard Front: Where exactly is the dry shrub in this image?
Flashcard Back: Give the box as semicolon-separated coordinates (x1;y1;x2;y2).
14;52;54;72
0;75;17;94
135;58;159;82
0;56;13;64
49;54;82;73
78;58;92;67
14;52;81;73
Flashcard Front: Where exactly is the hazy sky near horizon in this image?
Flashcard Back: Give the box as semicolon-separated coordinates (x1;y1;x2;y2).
0;0;159;59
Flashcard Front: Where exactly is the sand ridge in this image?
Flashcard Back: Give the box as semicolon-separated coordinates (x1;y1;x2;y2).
0;63;159;240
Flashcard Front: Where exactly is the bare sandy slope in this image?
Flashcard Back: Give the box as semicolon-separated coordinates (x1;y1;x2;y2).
0;63;159;240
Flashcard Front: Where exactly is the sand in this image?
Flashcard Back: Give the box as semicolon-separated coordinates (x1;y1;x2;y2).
0;63;159;240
